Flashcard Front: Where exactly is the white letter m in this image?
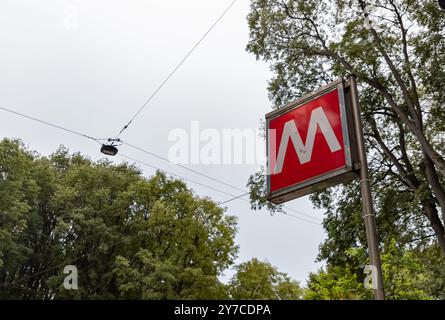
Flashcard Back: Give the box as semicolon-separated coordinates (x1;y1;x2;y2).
273;107;342;174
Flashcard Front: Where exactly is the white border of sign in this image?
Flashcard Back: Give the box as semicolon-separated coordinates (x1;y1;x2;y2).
266;79;359;204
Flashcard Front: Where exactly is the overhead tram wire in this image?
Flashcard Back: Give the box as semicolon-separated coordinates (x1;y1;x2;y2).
0;105;321;224
0;105;104;145
282;212;322;225
122;142;323;222
0;104;242;205
119;153;243;199
123;141;247;192
119;153;321;226
120;153;251;206
115;0;239;138
0;1;320;290
88;0;318;220
219;192;250;205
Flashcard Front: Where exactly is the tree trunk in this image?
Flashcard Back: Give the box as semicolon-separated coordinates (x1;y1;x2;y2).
422;155;445;225
422;199;445;256
412;128;445;180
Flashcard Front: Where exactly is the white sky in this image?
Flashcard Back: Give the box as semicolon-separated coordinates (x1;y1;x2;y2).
0;0;326;285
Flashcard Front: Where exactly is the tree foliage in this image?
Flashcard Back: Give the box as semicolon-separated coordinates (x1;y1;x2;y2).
0;139;305;300
306;242;445;299
0;139;238;299
229;258;304;299
246;0;445;298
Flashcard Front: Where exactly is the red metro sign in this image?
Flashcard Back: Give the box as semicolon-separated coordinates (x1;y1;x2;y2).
266;79;359;204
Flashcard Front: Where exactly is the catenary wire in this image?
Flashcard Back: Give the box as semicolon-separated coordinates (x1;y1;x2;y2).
122;142;323;222
0;15;322;221
119;152;321;225
115;0;239;138
0;105;321;223
120;153;250;205
0;1;325;289
219;192;250;205
0;105;102;144
120;153;243;199
123;141;248;192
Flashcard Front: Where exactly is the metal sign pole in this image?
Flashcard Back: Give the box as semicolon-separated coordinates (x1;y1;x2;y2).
348;75;385;300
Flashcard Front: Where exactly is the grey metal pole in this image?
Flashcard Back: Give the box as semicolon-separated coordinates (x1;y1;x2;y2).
348;75;385;300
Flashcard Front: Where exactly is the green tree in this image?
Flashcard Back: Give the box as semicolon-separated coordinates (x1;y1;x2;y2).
246;0;445;265
0;139;238;299
305;243;445;299
305;265;369;300
0;139;35;280
229;258;304;299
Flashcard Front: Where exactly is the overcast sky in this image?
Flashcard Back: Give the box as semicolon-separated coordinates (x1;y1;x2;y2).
0;0;326;284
